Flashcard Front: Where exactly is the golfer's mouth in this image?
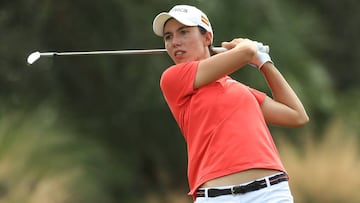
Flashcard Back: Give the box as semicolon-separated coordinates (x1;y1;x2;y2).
174;50;186;57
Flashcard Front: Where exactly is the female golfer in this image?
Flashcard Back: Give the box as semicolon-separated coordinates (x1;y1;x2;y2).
153;5;309;203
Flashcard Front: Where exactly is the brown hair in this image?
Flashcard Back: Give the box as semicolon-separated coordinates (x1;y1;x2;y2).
198;26;215;55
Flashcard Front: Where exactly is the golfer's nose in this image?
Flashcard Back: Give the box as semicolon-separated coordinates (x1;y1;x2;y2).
171;34;182;47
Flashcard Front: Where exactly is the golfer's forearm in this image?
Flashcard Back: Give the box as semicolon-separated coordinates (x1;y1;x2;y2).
195;43;256;88
261;63;308;119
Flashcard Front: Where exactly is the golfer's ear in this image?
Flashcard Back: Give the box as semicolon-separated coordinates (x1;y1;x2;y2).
204;32;212;46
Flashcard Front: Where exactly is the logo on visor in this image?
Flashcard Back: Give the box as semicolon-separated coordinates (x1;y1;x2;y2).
201;15;210;26
173;8;188;13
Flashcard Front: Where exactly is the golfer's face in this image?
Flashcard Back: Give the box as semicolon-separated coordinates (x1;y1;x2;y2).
163;19;209;64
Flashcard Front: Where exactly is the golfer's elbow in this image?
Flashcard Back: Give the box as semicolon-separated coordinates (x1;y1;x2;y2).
293;112;310;127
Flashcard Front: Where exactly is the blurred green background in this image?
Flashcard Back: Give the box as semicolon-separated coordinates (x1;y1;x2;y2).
1;0;359;202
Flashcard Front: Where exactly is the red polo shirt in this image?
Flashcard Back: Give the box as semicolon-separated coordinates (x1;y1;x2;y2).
160;61;285;198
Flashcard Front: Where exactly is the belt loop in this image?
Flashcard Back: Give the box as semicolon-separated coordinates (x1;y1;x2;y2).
204;188;208;198
265;177;271;187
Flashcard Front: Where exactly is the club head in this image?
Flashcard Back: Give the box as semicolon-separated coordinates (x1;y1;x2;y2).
27;51;41;65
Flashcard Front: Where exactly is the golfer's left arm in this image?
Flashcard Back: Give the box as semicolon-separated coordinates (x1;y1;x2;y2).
260;62;309;127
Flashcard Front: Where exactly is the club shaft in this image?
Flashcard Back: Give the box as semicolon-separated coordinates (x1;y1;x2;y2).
41;49;168;56
27;46;268;65
37;46;269;57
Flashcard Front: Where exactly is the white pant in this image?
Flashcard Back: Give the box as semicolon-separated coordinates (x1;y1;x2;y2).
194;181;294;203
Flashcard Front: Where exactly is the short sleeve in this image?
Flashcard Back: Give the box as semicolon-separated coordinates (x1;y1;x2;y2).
160;61;199;107
248;87;266;104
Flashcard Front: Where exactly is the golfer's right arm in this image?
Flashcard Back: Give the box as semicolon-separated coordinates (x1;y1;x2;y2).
195;38;257;89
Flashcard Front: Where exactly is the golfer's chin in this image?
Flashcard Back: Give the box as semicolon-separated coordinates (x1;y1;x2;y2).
173;57;192;64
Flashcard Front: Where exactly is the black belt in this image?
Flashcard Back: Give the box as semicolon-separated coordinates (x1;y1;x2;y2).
196;173;288;198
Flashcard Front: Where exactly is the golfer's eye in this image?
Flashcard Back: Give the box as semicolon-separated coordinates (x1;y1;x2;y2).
164;34;172;41
180;29;189;36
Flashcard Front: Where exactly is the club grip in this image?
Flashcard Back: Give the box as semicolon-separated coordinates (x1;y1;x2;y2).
212;45;270;54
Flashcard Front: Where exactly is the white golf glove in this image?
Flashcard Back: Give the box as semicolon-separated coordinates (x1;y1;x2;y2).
255;41;269;53
250;42;273;69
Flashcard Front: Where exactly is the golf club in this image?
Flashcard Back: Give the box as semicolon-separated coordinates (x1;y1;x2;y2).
27;49;169;65
27;45;269;65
